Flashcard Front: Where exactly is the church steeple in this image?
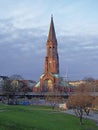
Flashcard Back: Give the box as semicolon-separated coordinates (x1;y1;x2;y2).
44;16;59;74
47;15;57;43
39;16;60;92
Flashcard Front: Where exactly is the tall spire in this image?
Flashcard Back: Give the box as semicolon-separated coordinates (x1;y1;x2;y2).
44;16;59;74
47;15;57;42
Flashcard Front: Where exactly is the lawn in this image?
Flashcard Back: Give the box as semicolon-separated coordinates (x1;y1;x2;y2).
0;104;98;130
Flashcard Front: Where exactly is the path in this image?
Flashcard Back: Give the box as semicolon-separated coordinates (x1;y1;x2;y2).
63;109;98;125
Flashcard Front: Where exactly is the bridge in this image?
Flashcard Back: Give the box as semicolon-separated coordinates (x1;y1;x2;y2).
0;92;98;97
0;92;70;98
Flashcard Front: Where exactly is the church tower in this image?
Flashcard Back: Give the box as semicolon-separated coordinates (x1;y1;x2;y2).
40;16;60;92
44;16;59;74
33;16;74;93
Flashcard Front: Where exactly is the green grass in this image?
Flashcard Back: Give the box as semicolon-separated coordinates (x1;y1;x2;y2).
0;104;98;130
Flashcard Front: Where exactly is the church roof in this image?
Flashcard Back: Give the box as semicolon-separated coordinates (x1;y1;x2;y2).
34;81;40;88
58;77;74;88
52;74;60;78
40;74;44;78
47;16;57;42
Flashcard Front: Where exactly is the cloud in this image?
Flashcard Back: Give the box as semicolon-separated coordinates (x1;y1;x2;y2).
0;17;98;80
58;35;98;79
1;0;98;36
0;18;47;80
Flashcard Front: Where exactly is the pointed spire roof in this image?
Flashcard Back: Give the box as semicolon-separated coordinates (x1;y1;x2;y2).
47;15;57;42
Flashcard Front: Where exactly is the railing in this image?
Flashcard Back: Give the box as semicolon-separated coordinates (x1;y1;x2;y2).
0;91;71;96
0;91;98;96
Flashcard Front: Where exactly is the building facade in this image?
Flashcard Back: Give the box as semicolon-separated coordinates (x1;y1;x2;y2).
34;16;59;92
34;16;74;92
40;16;60;92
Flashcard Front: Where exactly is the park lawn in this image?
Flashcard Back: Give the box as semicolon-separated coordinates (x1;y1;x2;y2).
0;105;98;130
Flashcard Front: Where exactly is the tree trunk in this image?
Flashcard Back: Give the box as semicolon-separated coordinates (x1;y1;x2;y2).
79;107;83;125
75;107;83;125
7;94;10;104
80;115;83;125
84;108;90;116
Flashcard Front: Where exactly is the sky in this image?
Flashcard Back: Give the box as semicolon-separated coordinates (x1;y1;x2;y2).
0;0;98;81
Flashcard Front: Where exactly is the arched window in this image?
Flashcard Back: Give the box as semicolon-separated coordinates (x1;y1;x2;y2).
43;79;53;91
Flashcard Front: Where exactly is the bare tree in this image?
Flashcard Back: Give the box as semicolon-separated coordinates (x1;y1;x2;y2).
67;94;93;125
3;79;11;104
3;79;19;104
83;77;97;92
92;97;98;111
45;91;64;110
10;74;23;80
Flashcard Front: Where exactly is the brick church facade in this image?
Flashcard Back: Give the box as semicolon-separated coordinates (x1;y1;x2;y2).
40;16;59;92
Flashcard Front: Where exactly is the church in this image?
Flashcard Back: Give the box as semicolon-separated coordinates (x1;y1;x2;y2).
33;16;73;92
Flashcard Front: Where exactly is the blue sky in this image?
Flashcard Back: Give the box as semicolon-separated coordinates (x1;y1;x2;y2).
0;0;98;81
